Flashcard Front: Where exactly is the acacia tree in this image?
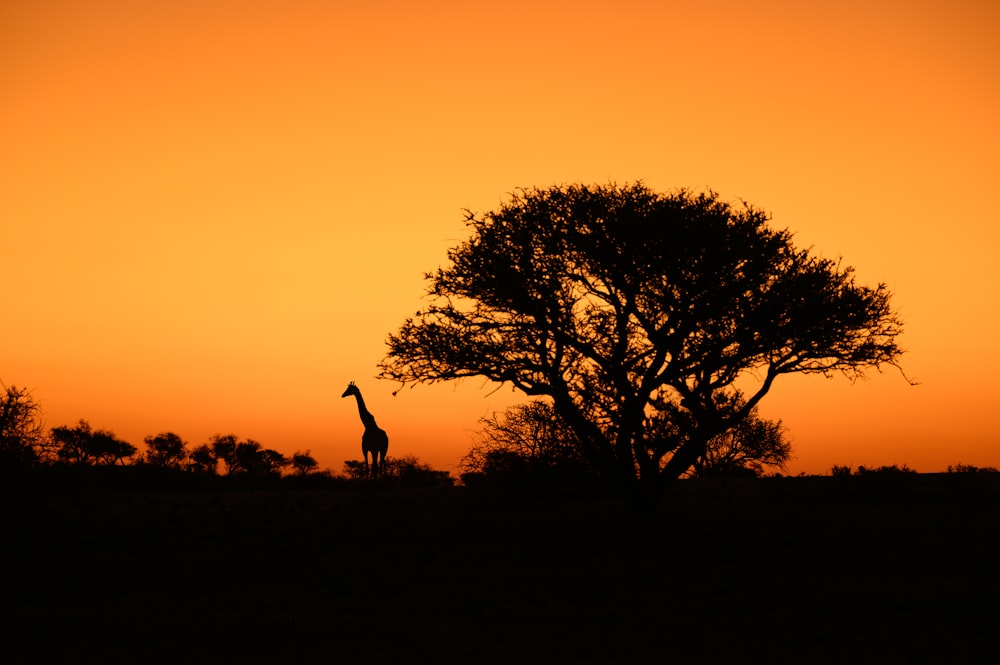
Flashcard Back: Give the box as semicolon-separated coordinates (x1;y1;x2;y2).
208;434;287;477
209;434;239;474
290;451;319;475
143;432;189;469
380;183;905;510
188;444;217;474
51;420;137;466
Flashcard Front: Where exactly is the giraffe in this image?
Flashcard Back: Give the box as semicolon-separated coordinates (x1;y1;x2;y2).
341;381;389;478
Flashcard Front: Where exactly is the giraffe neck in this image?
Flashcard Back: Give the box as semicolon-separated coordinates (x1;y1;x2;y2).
353;392;378;430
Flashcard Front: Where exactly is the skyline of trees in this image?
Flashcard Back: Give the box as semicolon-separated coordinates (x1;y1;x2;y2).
1;381;459;485
0;383;327;477
1;381;995;486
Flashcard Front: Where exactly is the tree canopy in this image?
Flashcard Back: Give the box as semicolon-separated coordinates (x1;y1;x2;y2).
380;183;904;509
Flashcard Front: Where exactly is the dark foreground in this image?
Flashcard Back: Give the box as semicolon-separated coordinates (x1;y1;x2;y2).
2;475;998;664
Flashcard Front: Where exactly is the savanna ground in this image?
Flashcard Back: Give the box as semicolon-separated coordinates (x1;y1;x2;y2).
2;473;998;664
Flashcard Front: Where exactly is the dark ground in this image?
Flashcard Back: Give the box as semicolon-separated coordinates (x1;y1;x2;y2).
2;474;998;664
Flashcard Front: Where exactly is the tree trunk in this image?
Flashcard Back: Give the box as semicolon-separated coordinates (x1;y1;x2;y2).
621;434;712;515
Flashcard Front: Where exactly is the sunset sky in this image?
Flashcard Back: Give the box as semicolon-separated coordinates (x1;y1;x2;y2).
2;0;997;476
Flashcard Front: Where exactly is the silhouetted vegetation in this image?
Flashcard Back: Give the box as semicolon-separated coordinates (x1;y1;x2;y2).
829;463;918;478
343;455;454;487
460;399;791;489
51;419;138;466
460;401;597;488
142;431;189;469
947;463;999;474
381;183;906;511
1;381;995;664
0;383;45;469
0;397;452;490
209;434;288;477
689;407;791;478
290;450;320;475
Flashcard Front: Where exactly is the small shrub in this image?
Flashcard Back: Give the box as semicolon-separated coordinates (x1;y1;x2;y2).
856;464;916;476
947;463;999;474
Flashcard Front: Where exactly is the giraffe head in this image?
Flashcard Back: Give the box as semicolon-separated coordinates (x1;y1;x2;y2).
341;381;359;398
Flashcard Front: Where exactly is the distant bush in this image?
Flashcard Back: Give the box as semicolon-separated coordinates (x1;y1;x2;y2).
830;464;917;477
342;455;454;488
384;455;454;488
947;463;999;474
856;464;917;476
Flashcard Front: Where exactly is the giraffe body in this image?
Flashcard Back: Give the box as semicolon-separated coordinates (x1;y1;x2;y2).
341;382;389;477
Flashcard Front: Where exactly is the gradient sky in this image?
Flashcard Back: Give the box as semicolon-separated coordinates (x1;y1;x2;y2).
2;0;998;476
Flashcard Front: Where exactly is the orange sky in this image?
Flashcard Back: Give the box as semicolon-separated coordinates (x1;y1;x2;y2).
2;0;998;476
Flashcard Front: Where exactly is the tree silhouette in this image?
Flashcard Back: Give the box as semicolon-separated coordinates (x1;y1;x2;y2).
209;434;239;474
188;444;217;474
50;420;92;465
234;439;265;474
143;432;188;469
689;406;791;478
461;401;593;485
290;450;319;475
51;420;136;466
90;429;137;466
246;444;288;477
0;383;45;469
380;183;905;510
208;435;287;477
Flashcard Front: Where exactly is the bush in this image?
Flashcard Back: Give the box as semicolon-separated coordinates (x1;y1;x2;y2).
342;456;454;487
947;463;999;474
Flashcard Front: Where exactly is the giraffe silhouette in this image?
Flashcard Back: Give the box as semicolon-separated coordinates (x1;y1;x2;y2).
341;381;389;478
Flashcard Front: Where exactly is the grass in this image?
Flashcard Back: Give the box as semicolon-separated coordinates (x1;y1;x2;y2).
2;475;998;663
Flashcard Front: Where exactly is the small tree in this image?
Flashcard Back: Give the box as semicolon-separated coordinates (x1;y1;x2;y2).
209;434;239;474
188;444;217;474
252;446;289;477
210;436;287;477
381;183;905;511
143;432;189;469
51;420;136;466
90;429;137;466
462;401;594;484
290;451;319;475
0;383;45;469
234;440;265;475
52;420;95;465
689;407;791;478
